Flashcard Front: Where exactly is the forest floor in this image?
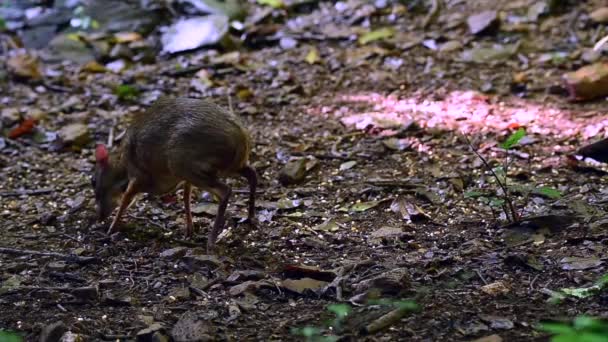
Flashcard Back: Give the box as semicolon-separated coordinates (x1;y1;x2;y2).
1;1;608;341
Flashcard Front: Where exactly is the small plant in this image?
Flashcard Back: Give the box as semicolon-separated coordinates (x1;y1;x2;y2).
546;273;608;304
539;316;608;342
0;17;6;31
464;128;562;223
291;299;418;340
114;84;140;101
291;303;350;342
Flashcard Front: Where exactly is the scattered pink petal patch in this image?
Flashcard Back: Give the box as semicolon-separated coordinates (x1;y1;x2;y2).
312;90;608;140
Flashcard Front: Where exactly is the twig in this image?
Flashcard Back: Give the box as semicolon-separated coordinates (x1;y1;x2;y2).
0;188;54;197
422;0;440;29
594;34;608;51
0;247;98;265
1;286;98;299
475;269;488;285
107;125;115;148
362;307;412;335
290;151;349;160
227;93;234;114
529;274;539;291
463;135;519;222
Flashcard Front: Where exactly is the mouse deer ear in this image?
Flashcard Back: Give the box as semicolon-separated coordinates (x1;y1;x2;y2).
95;144;109;166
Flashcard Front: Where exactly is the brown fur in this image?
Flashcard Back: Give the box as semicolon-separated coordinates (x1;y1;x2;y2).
92;97;257;251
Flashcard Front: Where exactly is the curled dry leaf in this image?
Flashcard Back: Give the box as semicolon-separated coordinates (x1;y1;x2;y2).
481;281;510;296
7;52;43;81
390;197;430;222
281;278;328;295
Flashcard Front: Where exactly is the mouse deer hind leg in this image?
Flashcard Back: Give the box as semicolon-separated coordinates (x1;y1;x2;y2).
239;165;257;223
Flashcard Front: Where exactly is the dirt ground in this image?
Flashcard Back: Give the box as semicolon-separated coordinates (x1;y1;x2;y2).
1;1;608;341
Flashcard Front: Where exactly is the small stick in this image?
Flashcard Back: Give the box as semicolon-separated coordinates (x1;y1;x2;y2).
0;247;98;265
227;93;234;114
362;307;412;335
476;269;488;285
107;126;115;148
594;34;608;51
422;0;440;28
0;188;54;197
463;135;519;222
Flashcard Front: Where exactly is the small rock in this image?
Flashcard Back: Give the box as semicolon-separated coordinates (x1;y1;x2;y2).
110;44;134;59
71;286;99;301
168;287;191;301
183;255;223;269
39;321;67;342
370;226;406;240
563;62;608;101
101;290;131;305
47;33;96;64
191;203;218;216
278;158;308;185
161;15;230;54
160;247;188;259
1;107;20;126
47;261;67;271
354;268;410;295
57;123;90;147
106;59;127;73
138;315;155;326
59;96;82;112
467;10;499;35
171;310;218;342
226;270;265;283
480;315;514;330
136;323;167;342
279;37;298;50
28;108;47;121
471;335;503;342
590;7;608;24
229;280;272;296
439;40;462;52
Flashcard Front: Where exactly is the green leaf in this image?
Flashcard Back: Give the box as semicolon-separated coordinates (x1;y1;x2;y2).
539;322;575;335
554;332;608;342
562;286;599;299
0;331;24;342
489;197;505;207
596;274;608;288
501;128;526;149
327;303;351;319
393;300;419;311
291;326;321;338
114;84;140;100
358;27;395;45
257;0;284;8
573;316;608;332
0;18;6;31
533;186;562;199
464;190;484;198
